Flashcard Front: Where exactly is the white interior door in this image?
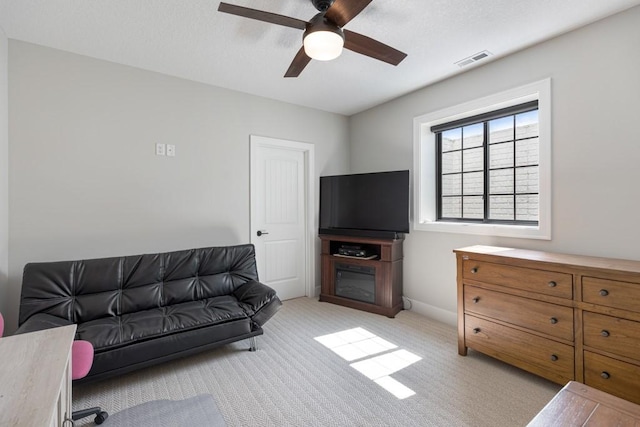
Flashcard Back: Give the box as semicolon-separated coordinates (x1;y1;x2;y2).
250;136;314;300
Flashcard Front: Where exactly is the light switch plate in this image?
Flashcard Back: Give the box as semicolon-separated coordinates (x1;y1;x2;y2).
156;143;166;156
166;144;176;157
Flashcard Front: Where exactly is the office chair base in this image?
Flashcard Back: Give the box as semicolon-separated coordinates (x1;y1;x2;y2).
72;407;109;425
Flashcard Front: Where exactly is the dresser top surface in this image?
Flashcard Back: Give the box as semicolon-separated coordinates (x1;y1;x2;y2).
527;381;640;426
0;325;76;426
454;245;640;274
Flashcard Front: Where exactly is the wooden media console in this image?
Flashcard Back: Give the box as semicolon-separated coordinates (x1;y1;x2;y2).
319;234;404;317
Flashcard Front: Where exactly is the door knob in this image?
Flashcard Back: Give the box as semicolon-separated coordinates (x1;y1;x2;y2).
257;230;269;237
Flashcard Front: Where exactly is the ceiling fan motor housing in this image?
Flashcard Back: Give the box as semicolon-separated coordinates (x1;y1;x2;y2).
311;0;335;12
304;13;345;41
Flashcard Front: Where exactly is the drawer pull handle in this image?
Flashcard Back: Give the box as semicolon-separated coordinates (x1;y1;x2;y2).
550;317;558;324
548;281;557;288
601;330;610;337
550;354;558;362
601;371;611;380
472;297;480;304
599;289;609;297
471;267;478;274
473;328;481;334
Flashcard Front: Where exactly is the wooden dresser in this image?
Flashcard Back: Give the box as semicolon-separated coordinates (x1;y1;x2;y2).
455;245;640;404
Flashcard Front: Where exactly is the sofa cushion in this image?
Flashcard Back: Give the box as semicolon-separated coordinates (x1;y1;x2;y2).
77;295;250;351
88;318;255;380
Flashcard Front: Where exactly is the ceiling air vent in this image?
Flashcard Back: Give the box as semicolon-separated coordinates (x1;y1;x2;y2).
455;50;492;68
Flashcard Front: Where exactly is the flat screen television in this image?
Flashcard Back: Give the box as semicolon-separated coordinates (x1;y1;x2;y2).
319;170;410;238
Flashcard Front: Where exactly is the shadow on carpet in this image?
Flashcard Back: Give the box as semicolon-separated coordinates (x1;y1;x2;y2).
102;394;225;426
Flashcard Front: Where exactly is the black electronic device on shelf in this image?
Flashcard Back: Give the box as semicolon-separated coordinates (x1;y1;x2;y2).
318;170;410;239
337;244;372;258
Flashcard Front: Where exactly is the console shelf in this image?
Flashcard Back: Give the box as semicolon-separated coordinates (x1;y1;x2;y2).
319;234;404;318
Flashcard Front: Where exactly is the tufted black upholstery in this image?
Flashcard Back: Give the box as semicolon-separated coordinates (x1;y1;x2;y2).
18;244;282;382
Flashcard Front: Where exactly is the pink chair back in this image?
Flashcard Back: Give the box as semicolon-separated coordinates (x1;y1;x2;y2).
72;340;94;380
0;312;4;337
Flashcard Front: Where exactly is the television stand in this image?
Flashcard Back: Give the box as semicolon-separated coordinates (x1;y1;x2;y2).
319;234;404;318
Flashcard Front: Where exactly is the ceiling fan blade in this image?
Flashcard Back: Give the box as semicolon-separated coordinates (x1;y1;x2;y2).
218;2;307;30
284;47;312;78
343;29;407;66
324;0;372;28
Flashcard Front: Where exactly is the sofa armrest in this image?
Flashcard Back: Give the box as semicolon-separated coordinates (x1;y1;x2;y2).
15;313;74;335
233;280;282;327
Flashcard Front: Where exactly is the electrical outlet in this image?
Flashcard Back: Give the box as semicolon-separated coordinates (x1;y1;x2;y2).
156;143;166;156
166;144;176;157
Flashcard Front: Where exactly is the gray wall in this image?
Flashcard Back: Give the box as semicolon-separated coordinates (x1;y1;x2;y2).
0;28;8;328
349;6;640;324
5;41;350;332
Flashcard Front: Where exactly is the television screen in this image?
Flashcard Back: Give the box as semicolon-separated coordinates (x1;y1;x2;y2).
319;170;410;237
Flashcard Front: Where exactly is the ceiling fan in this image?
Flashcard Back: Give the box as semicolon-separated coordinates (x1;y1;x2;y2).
218;0;407;77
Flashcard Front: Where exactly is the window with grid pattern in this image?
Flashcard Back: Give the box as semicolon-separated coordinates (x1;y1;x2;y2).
435;102;539;225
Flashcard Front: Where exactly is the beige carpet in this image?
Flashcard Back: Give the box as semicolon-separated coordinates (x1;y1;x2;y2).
74;297;561;426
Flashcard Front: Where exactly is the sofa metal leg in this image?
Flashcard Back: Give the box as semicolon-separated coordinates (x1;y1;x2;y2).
249;336;257;352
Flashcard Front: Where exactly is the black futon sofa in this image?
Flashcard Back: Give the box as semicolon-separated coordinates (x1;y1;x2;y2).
17;244;282;383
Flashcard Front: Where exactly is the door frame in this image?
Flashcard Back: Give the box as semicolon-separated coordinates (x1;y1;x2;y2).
250;135;316;298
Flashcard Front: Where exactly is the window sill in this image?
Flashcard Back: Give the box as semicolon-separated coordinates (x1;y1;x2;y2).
414;220;550;240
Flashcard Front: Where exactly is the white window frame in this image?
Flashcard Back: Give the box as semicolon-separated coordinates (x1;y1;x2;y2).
413;78;551;240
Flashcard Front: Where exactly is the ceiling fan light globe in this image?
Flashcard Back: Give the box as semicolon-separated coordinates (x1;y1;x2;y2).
304;31;344;61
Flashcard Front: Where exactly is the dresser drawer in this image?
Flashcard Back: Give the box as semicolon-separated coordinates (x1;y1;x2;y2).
464;285;574;341
462;260;572;299
465;315;574;384
584;351;640;405
583;277;640;313
583;311;640;360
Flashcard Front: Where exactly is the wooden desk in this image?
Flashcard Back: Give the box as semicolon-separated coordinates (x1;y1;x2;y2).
0;325;76;427
528;381;640;426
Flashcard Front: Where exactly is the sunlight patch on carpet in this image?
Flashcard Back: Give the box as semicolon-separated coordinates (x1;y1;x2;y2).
314;327;397;361
314;327;421;399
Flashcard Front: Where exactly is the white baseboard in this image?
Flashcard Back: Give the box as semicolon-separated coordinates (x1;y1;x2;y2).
309;286;457;328
403;297;457;327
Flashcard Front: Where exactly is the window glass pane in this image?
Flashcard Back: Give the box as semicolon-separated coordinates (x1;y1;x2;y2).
489;195;514;220
441;151;461;174
516;110;539;139
442;128;462;152
489;116;513;144
441;197;461;218
462;147;483;171
489;142;513;169
516;195;538;221
516;166;539;193
442;174;461;196
516;137;539;166
489;169;514;194
463;196;484;219
463;171;483;195
463;123;483;148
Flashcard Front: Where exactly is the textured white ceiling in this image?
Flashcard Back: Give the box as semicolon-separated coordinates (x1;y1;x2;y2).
1;0;639;115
